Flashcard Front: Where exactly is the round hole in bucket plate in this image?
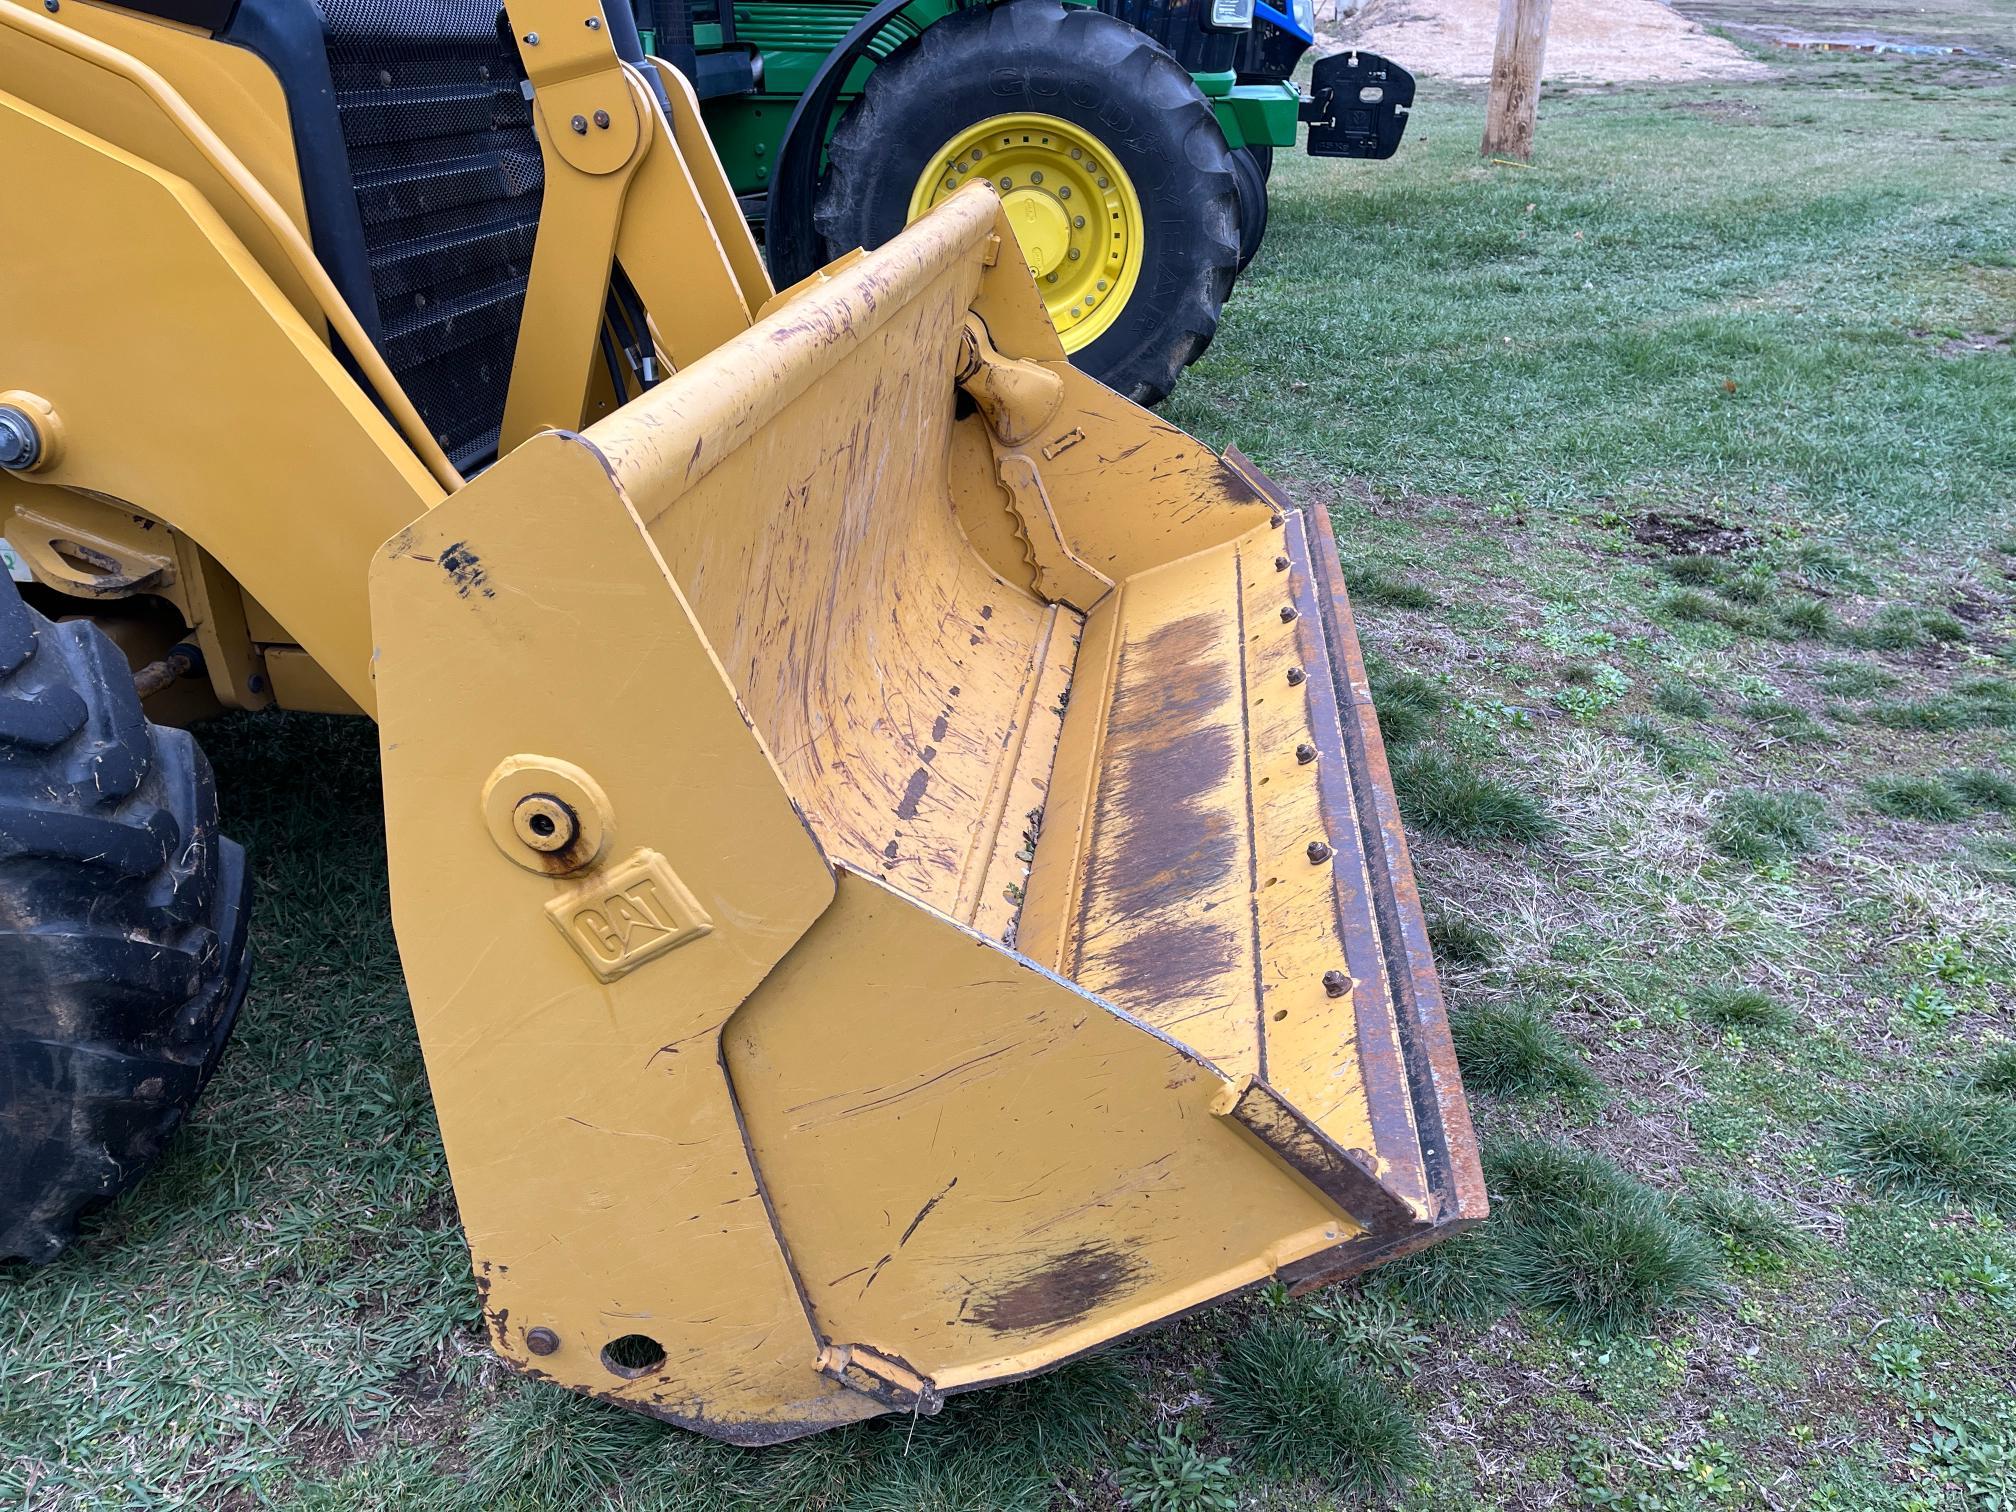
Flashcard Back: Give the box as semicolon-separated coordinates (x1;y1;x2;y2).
601;1334;667;1378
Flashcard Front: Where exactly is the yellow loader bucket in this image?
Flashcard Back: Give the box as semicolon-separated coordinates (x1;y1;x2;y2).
370;184;1482;1443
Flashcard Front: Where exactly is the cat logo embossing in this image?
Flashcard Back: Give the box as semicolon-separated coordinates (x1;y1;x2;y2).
546;849;711;981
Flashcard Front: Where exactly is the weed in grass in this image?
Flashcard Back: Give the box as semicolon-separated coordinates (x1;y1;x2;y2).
463;1385;660;1511
1620;716;1720;774
1971;836;2016;886
1716;572;1773;606
1834;1093;2016;1209
1211;1321;1425;1496
1794;543;1869;590
1863;685;2016;732
1391;747;1555;846
1968;1047;2016;1099
1660;588;1764;634
1661;555;1722;587
1342;560;1436;611
1738;696;1830;742
1687;984;1796;1036
1897;981;1962;1030
1866;775;1971;821
1115;1425;1239;1512
1366;664;1447;747
1427;908;1498;967
1857;604;1970;650
1303;1293;1431;1379
1948;768;2016;811
1814;659;1898;698
1486;1136;1725;1337
1450;999;1602;1104
1679;1185;1801;1275
1777;598;1835;638
1652;678;1713;719
1710;788;1826;864
1370;1227;1519;1325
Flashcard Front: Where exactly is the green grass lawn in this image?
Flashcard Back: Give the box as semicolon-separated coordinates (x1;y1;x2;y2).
6;21;2016;1512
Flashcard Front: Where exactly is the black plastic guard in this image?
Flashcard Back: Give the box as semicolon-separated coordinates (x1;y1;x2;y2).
1300;50;1415;160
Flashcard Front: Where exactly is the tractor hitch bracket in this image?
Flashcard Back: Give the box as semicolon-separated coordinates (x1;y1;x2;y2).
1299;50;1416;160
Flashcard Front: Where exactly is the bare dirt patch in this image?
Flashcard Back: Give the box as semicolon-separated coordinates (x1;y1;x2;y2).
1328;0;1773;84
1632;511;1755;557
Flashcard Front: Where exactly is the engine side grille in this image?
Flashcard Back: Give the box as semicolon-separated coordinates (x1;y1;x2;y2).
322;0;543;474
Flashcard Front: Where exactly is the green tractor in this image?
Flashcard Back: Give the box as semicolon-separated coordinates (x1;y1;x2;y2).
644;0;1414;404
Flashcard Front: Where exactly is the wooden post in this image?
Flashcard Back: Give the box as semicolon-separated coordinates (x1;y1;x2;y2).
1481;0;1552;161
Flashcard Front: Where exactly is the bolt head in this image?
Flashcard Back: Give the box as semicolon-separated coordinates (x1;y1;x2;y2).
593;109;611;129
0;408;42;472
524;30;540;42
1286;666;1306;686
1322;970;1350;998
1030;171;1044;185
526;1327;561;1356
513;793;579;854
1274;555;1289;571
1307;840;1333;864
585;14;601;25
1295;742;1317;765
1280;605;1298;623
570;114;588;133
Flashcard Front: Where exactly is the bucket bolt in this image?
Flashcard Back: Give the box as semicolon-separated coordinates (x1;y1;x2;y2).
513;793;579;855
1286;667;1306;686
1307;839;1333;864
1322;970;1350;998
1280;605;1298;624
1274;555;1289;572
526;1327;561;1356
1295;742;1317;765
0;406;44;472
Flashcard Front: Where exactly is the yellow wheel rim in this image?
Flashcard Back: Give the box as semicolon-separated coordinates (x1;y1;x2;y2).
908;112;1145;352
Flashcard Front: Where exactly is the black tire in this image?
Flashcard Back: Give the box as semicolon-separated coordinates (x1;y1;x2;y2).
1230;146;1270;273
1248;143;1274;182
0;576;250;1264
814;0;1240;406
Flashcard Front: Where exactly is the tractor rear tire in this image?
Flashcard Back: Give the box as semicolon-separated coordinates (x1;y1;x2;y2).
815;0;1240;407
0;575;250;1264
1230;147;1270;273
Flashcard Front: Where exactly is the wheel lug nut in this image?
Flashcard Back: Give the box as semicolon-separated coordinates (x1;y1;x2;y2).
1030;171;1043;184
